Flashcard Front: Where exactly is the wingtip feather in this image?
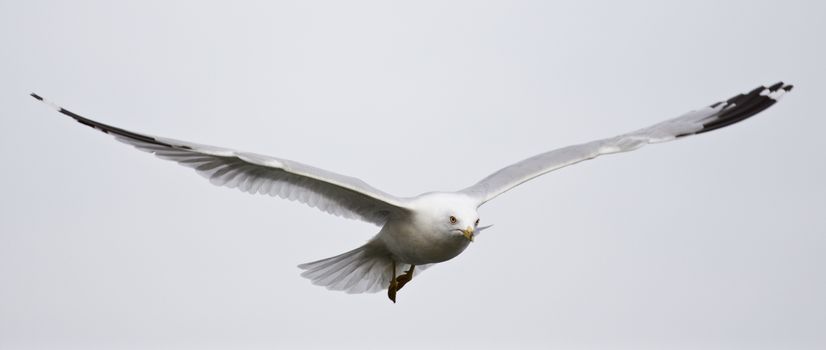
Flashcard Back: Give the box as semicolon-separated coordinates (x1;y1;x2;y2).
30;93;62;111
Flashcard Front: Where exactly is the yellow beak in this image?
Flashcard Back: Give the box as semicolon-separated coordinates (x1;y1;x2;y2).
462;226;475;242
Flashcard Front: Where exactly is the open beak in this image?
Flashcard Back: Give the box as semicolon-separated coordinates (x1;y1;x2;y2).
462;226;475;242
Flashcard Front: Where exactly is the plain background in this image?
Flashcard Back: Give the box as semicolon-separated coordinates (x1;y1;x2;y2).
1;1;824;349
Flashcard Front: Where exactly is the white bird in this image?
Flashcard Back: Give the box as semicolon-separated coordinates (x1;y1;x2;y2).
31;82;793;302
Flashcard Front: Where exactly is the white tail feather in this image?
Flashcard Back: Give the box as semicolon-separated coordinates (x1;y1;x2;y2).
299;244;393;294
298;243;433;294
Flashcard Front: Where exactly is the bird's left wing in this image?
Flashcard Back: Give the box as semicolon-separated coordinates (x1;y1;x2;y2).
460;82;793;206
31;94;409;226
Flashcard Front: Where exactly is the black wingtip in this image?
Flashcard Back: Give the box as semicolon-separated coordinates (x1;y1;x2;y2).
30;93;175;147
692;82;793;136
767;81;784;91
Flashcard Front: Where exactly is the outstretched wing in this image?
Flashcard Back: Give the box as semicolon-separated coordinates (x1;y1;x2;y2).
31;94;409;226
460;82;793;205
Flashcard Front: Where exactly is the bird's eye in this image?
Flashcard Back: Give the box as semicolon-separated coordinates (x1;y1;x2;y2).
475;218;480;226
449;216;457;224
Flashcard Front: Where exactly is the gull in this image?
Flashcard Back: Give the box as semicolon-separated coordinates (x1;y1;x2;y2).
31;82;793;302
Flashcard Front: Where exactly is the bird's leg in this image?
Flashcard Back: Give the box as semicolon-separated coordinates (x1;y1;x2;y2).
387;260;398;303
395;264;415;291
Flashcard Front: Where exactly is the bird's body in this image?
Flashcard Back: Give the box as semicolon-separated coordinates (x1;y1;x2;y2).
31;82;793;302
298;192;481;297
380;192;476;265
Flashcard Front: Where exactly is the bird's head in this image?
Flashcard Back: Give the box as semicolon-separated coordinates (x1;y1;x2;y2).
444;208;480;242
413;193;492;242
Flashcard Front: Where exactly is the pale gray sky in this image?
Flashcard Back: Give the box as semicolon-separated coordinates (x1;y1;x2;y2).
2;1;824;349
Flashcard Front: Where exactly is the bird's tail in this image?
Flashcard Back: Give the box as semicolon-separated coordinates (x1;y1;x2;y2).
298;243;395;294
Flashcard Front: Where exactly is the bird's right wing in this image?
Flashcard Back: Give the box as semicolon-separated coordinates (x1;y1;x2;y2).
32;94;410;226
460;82;793;206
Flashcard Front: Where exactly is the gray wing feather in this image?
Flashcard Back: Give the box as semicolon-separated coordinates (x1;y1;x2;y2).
461;83;793;205
32;94;409;225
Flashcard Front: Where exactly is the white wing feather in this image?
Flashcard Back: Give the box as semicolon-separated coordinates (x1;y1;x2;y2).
461;83;793;205
32;94;409;226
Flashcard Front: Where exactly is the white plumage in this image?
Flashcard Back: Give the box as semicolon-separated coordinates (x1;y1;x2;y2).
31;82;793;301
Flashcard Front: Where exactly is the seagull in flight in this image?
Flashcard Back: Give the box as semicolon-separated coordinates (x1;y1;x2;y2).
31;82;793;302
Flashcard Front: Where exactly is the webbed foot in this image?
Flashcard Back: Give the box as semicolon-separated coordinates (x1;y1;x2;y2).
387;261;398;303
387;263;416;303
395;265;415;291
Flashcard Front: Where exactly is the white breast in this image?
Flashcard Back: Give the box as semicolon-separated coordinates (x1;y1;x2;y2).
372;192;478;265
376;218;471;265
